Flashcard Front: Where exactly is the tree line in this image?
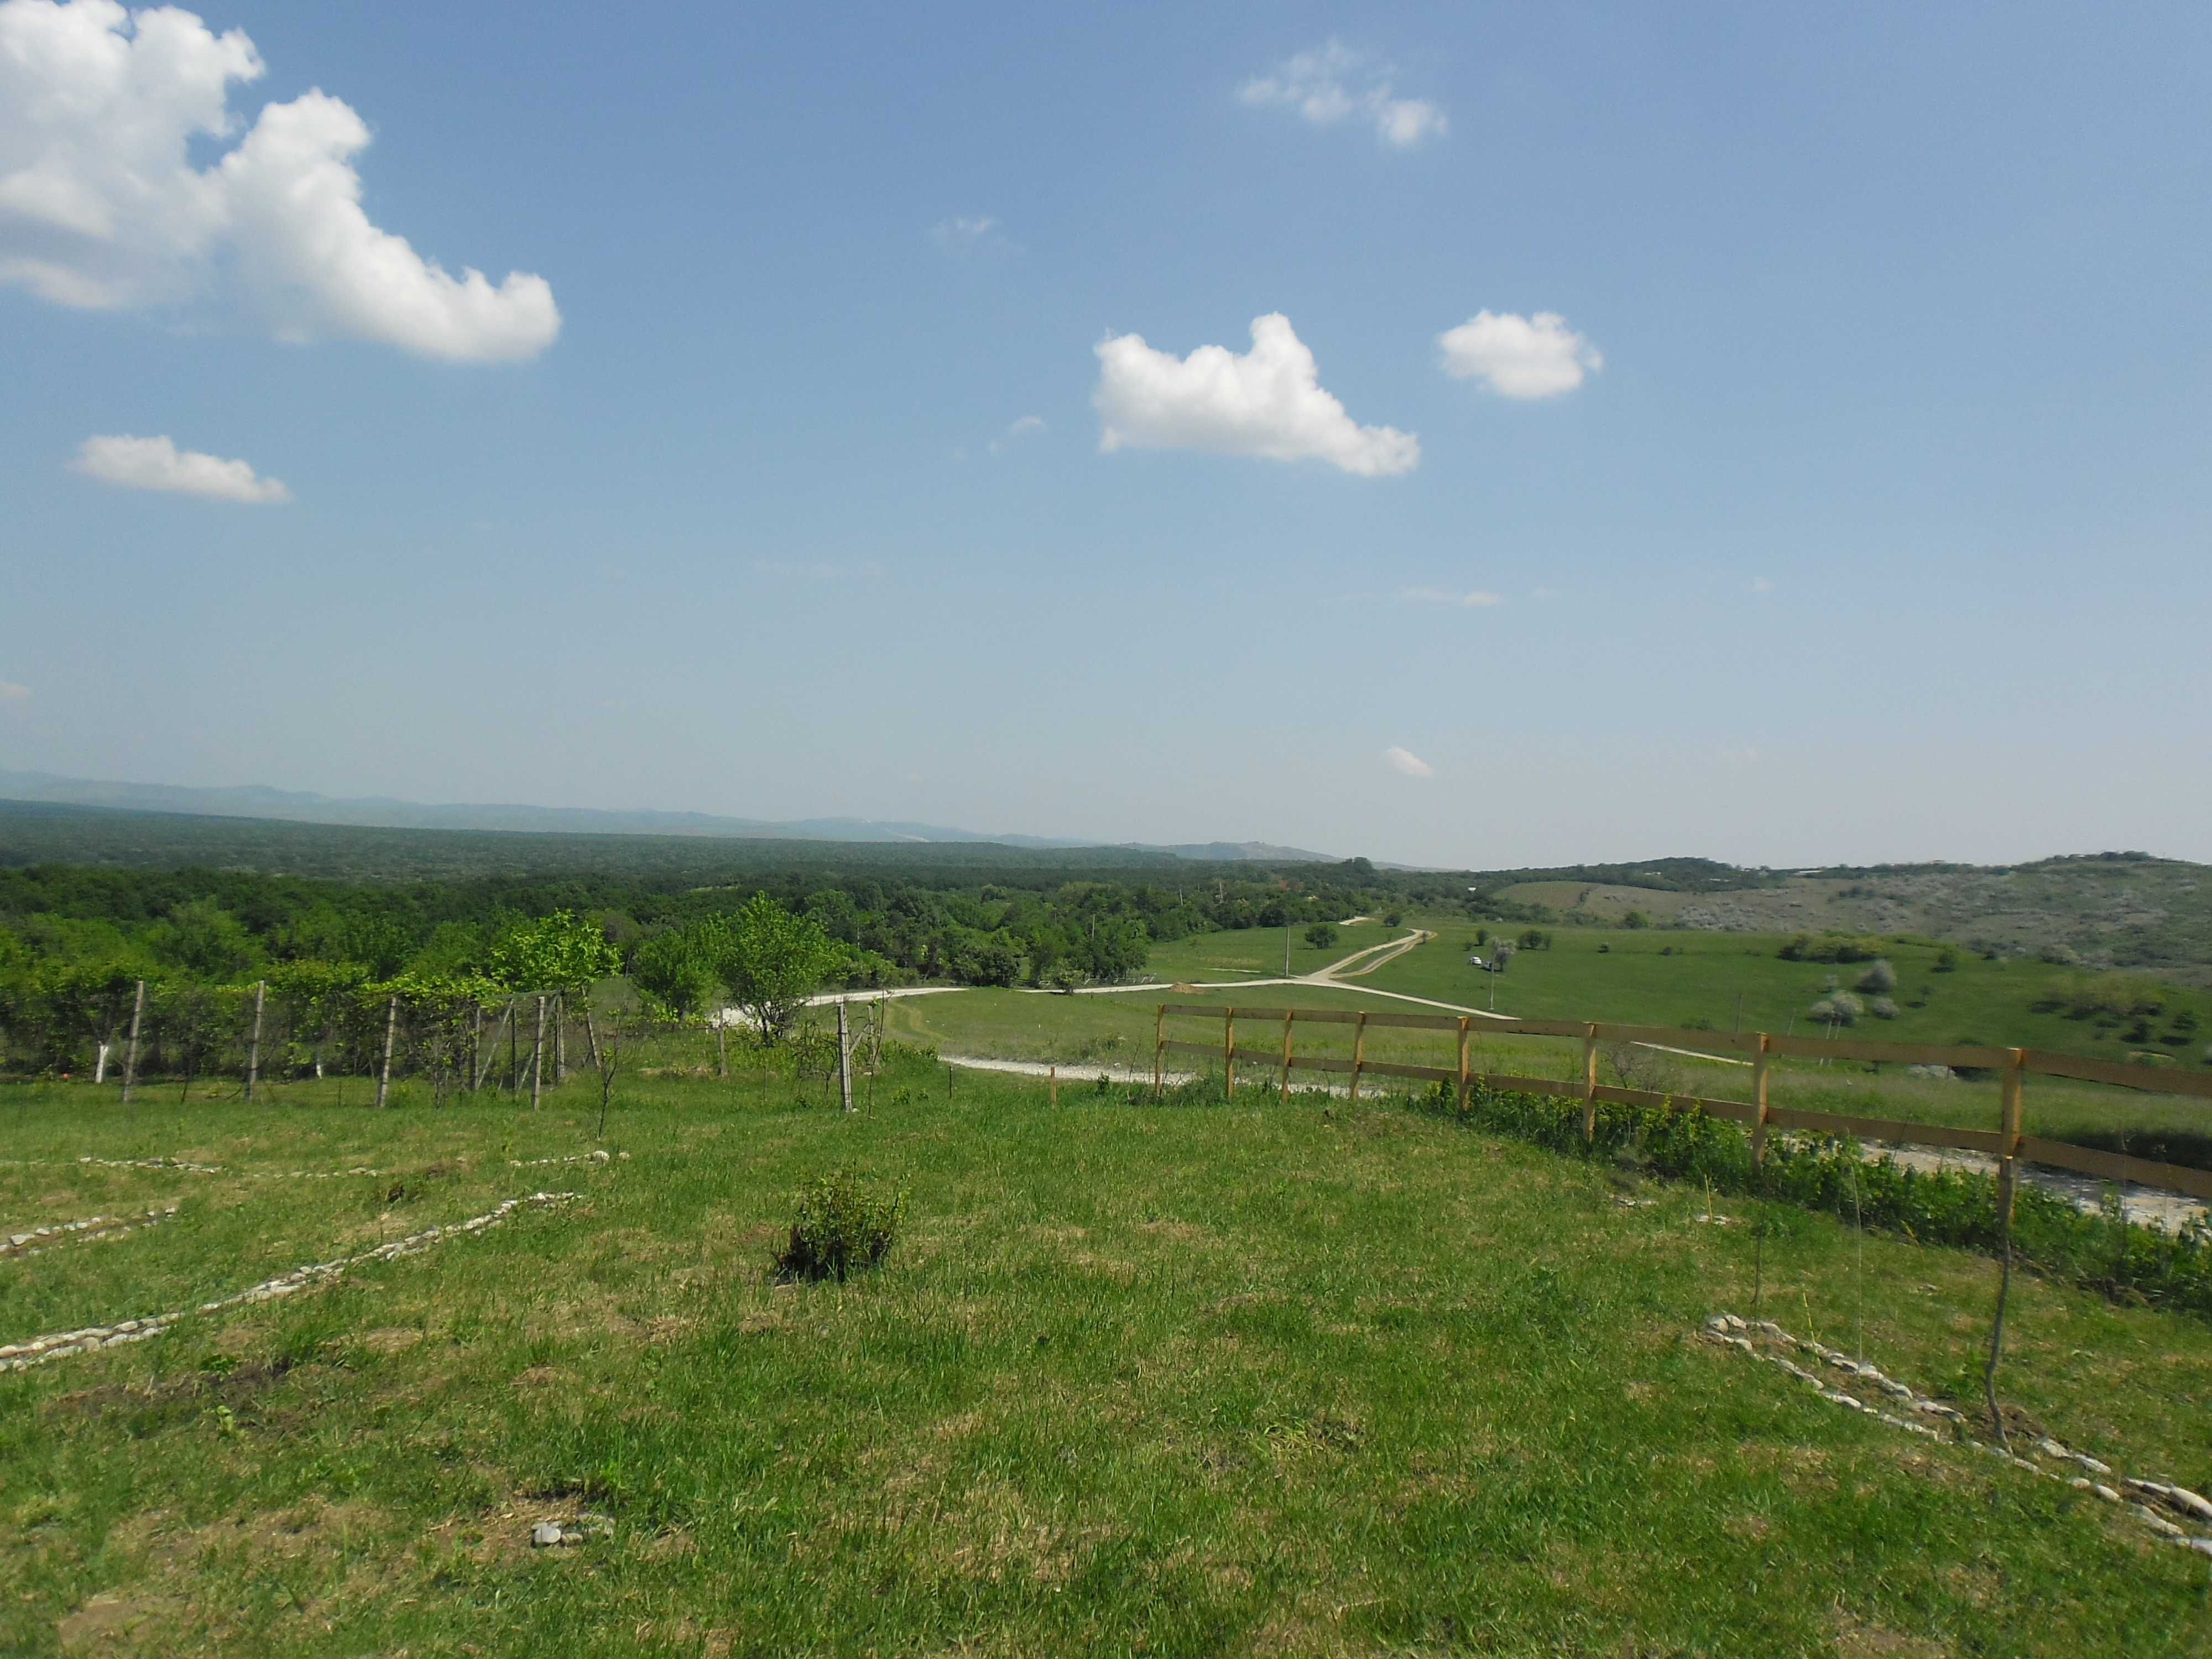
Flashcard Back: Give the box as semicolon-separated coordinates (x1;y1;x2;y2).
0;855;1441;1079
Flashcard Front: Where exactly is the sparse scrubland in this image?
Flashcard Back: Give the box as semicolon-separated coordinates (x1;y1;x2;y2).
5;1039;2212;1656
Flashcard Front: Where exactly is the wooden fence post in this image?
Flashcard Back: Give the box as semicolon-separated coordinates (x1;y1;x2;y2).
1580;1024;1599;1146
529;995;547;1111
120;979;145;1105
1350;1011;1367;1103
375;994;399;1109
1456;1017;1472;1114
1224;1006;1236;1099
837;1000;854;1113
554;993;567;1085
1984;1049;2026;1447
1280;1009;1294;1105
468;1005;483;1093
1750;1034;1771;1167
1049;1063;1058;1108
246;981;266;1102
1152;1004;1165;1100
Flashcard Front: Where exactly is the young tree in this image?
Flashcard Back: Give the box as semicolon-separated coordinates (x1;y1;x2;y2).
719;898;839;1042
1303;921;1339;950
630;922;726;1021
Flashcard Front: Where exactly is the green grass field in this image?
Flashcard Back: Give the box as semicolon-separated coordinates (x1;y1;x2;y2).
4;1052;2212;1656
874;926;2212;1166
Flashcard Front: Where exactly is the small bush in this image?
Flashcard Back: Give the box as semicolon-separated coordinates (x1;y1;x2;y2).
1855;959;1897;994
1808;991;1864;1027
1933;947;1960;973
1304;922;1339;950
1866;995;1900;1020
774;1170;904;1284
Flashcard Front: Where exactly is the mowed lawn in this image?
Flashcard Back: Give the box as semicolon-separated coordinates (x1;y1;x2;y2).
4;1058;2211;1656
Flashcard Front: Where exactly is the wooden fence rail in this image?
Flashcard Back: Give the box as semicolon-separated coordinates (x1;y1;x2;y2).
1153;1003;2212;1206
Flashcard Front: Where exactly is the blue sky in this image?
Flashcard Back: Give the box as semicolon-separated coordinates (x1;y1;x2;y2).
3;1;2208;867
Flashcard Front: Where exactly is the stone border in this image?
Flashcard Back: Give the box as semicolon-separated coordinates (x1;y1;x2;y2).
1701;1312;2212;1559
3;1207;178;1261
0;1192;578;1374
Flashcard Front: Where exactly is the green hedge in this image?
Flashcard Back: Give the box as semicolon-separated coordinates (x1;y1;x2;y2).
1425;1082;2212;1321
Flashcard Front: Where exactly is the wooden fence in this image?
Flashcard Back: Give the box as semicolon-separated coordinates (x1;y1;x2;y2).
1152;1003;2212;1204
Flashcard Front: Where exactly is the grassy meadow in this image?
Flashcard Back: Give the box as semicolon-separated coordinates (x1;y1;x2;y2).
879;924;2212;1167
4;1049;2212;1656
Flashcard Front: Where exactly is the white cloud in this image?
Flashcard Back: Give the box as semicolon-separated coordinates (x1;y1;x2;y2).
1404;587;1504;608
71;432;290;502
1437;310;1602;399
988;413;1045;455
1239;40;1446;149
1749;576;1776;594
931;215;1006;255
0;0;558;362
1383;745;1434;779
1094;313;1418;478
0;680;29;702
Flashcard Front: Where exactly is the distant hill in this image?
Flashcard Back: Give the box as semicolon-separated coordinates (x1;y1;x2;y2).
0;770;1337;864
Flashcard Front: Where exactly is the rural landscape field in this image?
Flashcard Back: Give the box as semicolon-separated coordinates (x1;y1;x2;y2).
9;3;2212;1652
5;809;2212;1653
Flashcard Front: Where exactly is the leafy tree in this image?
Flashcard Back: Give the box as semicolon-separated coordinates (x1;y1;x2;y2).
719;896;838;1042
1304;921;1339;950
630;922;726;1021
144;899;261;983
1933;946;1960;973
1621;911;1649;930
491;909;619;995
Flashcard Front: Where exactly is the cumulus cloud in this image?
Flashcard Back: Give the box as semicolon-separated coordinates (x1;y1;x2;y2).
1239;40;1446;149
1094;313;1418;478
72;432;290;502
0;0;558;361
1437;310;1602;399
1383;745;1434;779
1404;587;1503;608
0;680;29;702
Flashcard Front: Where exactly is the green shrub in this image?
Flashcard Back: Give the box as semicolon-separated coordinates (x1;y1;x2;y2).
1855;959;1897;994
773;1170;905;1284
1421;1084;2212;1322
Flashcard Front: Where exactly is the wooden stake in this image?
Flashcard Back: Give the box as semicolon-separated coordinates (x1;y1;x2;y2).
1455;1016;1471;1115
1349;1011;1367;1104
1152;1005;1165;1100
120;979;145;1105
246;981;266;1103
1984;1050;2026;1448
1224;1006;1236;1099
375;994;398;1109
507;998;520;1095
554;993;567;1085
1580;1024;1599;1145
837;1000;854;1113
469;1005;483;1093
716;1014;728;1080
1050;1063;1058;1108
529;995;547;1111
1750;1035;1771;1168
1280;1009;1294;1105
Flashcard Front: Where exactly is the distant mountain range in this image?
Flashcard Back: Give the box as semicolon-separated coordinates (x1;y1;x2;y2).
0;770;1339;865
